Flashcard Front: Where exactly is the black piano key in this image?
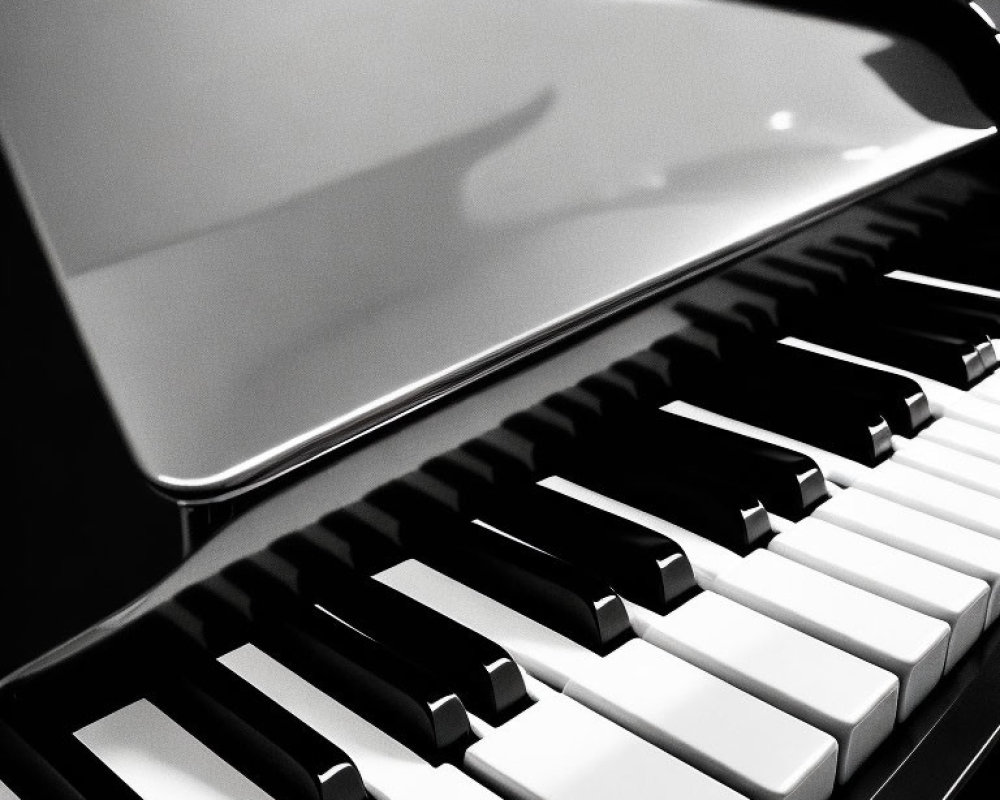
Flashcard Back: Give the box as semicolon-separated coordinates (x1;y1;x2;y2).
892;240;1000;291
356;482;634;655
479;487;699;614
0;716;86;800
173;579;255;656
0;710;142;800
792;306;988;388
420;464;700;615
888;303;999;366
731;263;997;372
552;379;828;519
875;278;1000;335
570;457;772;553
856;299;998;373
299;511;407;576
770;261;1000;351
143;614;367;800
717;337;933;438
199;567;474;765
261;540;531;725
655;331;894;466
497;405;774;551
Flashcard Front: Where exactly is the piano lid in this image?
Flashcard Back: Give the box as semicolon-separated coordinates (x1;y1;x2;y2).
0;0;993;498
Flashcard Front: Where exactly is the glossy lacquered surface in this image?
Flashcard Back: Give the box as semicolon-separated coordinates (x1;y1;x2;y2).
0;0;992;494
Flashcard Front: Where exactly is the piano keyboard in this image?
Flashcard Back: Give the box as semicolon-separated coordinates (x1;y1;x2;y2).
2;158;1000;800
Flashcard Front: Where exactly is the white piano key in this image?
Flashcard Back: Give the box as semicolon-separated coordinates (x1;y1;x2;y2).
780;336;1000;434
378;560;838;800
890;435;1000;498
219;644;501;800
626;592;897;783
465;693;747;800
885;270;1000;300
567;641;837;800
853;461;1000;540
712;550;949;720
0;779;19;800
75;699;276;800
972;370;1000;404
768;517;988;671
919;417;1000;465
813;488;1000;626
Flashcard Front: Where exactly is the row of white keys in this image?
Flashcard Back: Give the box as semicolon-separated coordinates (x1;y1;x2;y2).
974;369;1000;404
466;676;745;800
852;461;1000;540
378;559;838;800
779;335;1000;437
767;515;989;671
623;592;897;782
665;401;1000;541
664;401;1000;631
545;477;947;722
890;435;1000;498
811;489;1000;626
919;417;1000;465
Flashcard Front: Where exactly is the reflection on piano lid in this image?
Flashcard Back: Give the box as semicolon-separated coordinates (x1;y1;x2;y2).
3;2;1000;800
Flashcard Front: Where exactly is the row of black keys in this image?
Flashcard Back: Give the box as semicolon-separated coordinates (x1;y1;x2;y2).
2;245;997;799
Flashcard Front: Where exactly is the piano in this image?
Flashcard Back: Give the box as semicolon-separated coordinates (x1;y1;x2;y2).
2;1;1000;798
